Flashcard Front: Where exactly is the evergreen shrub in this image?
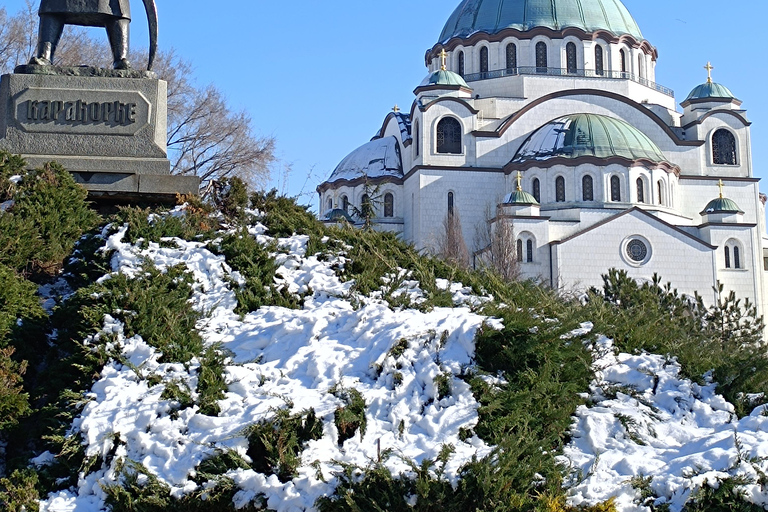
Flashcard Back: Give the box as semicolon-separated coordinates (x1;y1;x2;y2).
0;157;99;278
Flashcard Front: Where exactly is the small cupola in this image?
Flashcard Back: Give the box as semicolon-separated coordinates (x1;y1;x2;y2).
414;49;473;98
701;179;744;223
499;172;540;217
681;62;741;111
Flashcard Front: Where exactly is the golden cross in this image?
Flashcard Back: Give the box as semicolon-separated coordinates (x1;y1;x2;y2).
392;104;400;113
516;171;523;192
705;62;714;84
718;179;724;198
440;49;447;71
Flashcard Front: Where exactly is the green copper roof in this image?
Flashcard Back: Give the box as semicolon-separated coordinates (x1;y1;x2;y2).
324;209;354;223
439;0;644;43
702;197;743;215
684;82;736;103
503;189;539;205
513;114;667;163
419;69;471;89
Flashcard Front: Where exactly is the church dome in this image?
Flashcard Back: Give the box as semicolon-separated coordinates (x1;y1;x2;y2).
420;69;471;89
327;136;403;184
702;197;743;215
512;113;667;164
439;0;644;44
683;82;736;103
503;189;539;205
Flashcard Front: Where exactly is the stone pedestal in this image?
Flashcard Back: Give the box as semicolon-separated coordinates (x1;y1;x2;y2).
0;72;199;202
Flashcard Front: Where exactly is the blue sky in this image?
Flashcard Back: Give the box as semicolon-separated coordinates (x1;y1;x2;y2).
4;0;766;206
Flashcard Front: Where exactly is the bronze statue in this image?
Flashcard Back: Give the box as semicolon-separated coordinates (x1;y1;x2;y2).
30;0;158;71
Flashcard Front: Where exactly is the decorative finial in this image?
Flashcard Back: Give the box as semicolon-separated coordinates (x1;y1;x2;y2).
516;171;523;192
718;179;724;199
392;104;400;113
440;49;447;71
705;62;714;84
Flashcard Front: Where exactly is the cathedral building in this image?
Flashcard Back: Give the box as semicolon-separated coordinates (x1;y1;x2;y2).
318;0;768;316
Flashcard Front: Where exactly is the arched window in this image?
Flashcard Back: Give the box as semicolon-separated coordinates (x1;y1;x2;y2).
620;49;627;74
724;240;744;269
555;176;566;202
326;198;332;211
448;192;454;215
582;175;594;201
713;129;737;165
506;43;517;71
636;178;645;203
532;178;541;203
516;239;523;262
536;42;548;73
384;193;394;218
414;121;420;157
610;176;621;202
595;45;604;76
362;193;371;209
437;117;462;154
657;181;664;206
526;239;534;263
342;195;349;212
480;46;489;75
566;42;577;74
458;51;465;76
638;54;644;79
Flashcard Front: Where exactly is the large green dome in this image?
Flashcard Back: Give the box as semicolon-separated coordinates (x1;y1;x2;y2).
439;0;644;43
513;114;667;164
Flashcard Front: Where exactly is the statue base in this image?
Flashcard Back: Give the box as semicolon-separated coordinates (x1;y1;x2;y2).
14;64;157;80
0;72;198;203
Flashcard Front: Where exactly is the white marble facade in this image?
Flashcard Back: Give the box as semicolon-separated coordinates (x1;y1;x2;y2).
318;0;768;321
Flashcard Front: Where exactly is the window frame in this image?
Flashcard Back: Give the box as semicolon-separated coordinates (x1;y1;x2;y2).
479;46;489;75
712;129;738;166
566;42;577;74
535;41;548;73
610;175;621;202
595;45;604;76
384;192;394;218
532;178;541;203
436;116;463;155
582;174;594;201
636;178;645;203
506;42;517;71
555;176;566;202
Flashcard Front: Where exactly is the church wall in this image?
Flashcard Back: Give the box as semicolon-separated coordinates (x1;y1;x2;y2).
499;217;552;284
689;115;752;179
678;179;761;225
408;168;506;254
704;225;763;310
553;212;717;303
421;103;477;168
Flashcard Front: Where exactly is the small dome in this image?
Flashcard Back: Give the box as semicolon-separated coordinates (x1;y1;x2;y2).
439;0;644;44
684;82;736;103
702;197;743;215
324;209;354;223
419;69;470;89
503;189;539;205
512;113;667;164
327;136;403;184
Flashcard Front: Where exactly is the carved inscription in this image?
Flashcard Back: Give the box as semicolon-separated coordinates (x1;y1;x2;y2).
25;100;137;125
14;87;151;136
